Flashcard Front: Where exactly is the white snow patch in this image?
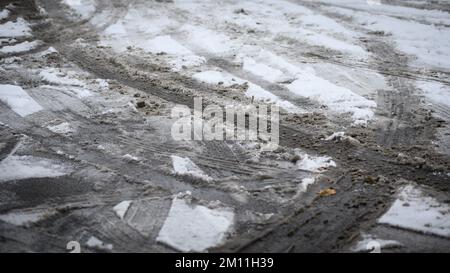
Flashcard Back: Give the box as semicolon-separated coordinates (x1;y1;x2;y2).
38;46;58;57
181;25;235;54
122;154;140;162
0;9;10;20
86;236;113;251
113;200;131;220
286;73;377;122
171;155;212;182
47;122;74;134
0;84;43;117
0;209;55;227
416;80;450;108
298;177;315;193
0;155;71;182
193;70;301;113
62;0;96;20
0;17;32;37
378;184;450;238
295;151;336;173
156;197;234;252
39;68;85;86
0;40;41;54
351;234;402;252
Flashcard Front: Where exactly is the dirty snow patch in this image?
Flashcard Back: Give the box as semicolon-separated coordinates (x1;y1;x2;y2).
0;155;71;182
157;197;234;252
0;84;43;117
0;17;32;37
171;155;212;182
113;200;131;220
378;184;450;238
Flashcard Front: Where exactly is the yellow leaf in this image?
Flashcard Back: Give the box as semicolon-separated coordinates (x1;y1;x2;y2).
318;188;336;197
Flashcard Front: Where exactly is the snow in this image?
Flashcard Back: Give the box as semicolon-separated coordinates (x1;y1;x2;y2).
0;40;41;54
416;81;450;108
171;155;212;182
241;57;287;84
192;70;301;113
156;196;234;252
0;155;71;182
113;200;131;220
0;84;43;117
378;185;450;238
137;35;206;71
122;154;139;162
298;177;315;193
0;17;32;37
86;236;113;251
351;234;402;252
47;122;74;134
39;68;85;86
38;46;58;57
325;132;346;141
62;0;96;20
0;209;55;227
325;3;450;69
95;79;109;89
295;152;336;173
181;25;235;54
141;35;192;55
286;73;377;122
0;9;10;20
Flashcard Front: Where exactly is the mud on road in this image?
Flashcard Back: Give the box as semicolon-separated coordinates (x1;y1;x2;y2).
0;0;449;252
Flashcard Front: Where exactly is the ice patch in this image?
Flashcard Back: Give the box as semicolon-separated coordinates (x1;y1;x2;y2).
0;84;43;117
378;184;450;238
171;155;212;182
113;200;131;220
86;236;113;251
0;17;32;37
156;197;234;252
0;155;71;182
0;40;41;54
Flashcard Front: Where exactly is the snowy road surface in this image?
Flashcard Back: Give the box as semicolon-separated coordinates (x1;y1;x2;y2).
0;0;449;252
